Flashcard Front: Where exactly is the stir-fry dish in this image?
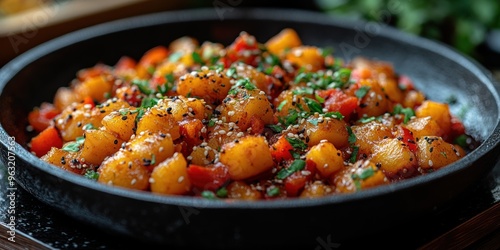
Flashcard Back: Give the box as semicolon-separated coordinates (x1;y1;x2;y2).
28;28;475;199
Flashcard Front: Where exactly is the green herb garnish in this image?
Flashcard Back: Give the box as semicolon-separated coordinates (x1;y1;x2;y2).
286;137;308;150
84;169;99;181
192;51;204;64
266;186;280;197
355;86;371;99
62;136;85;152
393;104;415;124
132;79;153;95
201;190;216;199
168;51;183;62
276;159;306;179
267;124;283;133
304;97;323;114
82;123;96;130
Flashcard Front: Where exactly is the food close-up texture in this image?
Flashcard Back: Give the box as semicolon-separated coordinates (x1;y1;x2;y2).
27;28;475;200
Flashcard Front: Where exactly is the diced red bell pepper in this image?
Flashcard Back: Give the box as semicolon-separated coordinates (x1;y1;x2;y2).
320;89;358;118
187;163;230;191
270;136;294;162
397;126;417;153
28;102;60;132
30;126;63;157
82;96;95;108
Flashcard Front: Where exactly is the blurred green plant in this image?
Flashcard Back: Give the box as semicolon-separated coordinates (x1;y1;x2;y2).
316;0;500;58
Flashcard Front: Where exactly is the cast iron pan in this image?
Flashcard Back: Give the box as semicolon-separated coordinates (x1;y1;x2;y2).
1;8;500;249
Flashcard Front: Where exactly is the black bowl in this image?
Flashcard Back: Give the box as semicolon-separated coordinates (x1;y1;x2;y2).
1;8;499;249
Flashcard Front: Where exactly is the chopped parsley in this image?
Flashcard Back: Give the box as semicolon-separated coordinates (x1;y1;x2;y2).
226;67;237;78
355;86;371;99
349;146;359;163
84;169;99;181
352;168;375;180
216;187;228;198
192;51;204;65
266;186;280;197
276;159;306;179
393;104;415;124
267;124;283;133
208;120;216;127
286;137;307;150
454;134;468;148
62;136;85;152
347;126;356;144
304;97;323;114
82;123;97;130
201;190;216;199
132;79;153;95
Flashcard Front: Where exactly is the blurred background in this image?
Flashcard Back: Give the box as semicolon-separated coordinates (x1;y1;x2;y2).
1;0;499;78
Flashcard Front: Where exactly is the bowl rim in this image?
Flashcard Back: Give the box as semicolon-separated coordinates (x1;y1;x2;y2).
1;7;500;209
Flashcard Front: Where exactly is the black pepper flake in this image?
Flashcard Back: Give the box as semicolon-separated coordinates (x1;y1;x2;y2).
360;103;368;108
305;136;310;143
429;147;434;153
375;163;382;168
114;139;118;144
77;122;82;127
143;158;152;166
121;116;128;120
100;109;106;113
159;133;167;138
61;157;66;165
166;107;173;114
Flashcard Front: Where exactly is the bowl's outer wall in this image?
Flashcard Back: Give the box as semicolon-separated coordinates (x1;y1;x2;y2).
1;9;500;247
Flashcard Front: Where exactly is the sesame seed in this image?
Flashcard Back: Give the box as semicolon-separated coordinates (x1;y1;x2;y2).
178;176;185;183
149;177;155;183
428;160;434;167
131;179;137;185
